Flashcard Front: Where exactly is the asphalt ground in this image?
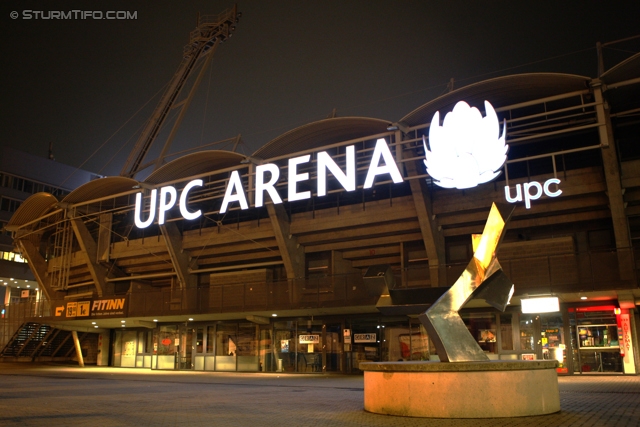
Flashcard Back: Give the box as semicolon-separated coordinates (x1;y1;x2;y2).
0;363;638;427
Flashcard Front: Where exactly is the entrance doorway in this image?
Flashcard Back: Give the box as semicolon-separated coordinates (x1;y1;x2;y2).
177;323;193;370
190;322;261;371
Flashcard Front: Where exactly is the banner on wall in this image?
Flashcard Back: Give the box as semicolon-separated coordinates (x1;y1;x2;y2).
53;297;128;319
299;334;319;344
620;313;636;374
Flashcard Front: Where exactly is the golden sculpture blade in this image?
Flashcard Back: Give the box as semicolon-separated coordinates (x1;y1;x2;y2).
418;203;515;362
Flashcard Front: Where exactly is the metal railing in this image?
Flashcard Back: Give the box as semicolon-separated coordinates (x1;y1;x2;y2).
2;248;637;333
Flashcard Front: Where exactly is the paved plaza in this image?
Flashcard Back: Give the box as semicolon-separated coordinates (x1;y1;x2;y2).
0;363;638;426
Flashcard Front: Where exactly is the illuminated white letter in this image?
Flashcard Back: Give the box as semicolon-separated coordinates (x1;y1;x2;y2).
317;145;356;196
523;181;542;209
158;186;177;225
363;139;403;189
288;155;311;201
543;178;562;197
255;164;282;207
134;190;157;229
504;184;522;203
220;171;249;213
179;179;203;220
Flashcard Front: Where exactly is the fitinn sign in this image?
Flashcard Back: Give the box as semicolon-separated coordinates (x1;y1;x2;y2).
134;101;561;229
54;297;128;319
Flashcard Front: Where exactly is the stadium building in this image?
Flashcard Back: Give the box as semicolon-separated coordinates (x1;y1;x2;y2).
2;9;639;375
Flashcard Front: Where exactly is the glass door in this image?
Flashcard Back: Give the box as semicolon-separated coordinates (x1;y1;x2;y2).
193;324;217;371
193;326;205;370
112;330;137;367
177;323;193;370
153;325;178;370
237;322;259;371
135;330;153;368
298;320;323;372
324;323;342;372
540;315;567;372
273;321;296;372
215;323;237;371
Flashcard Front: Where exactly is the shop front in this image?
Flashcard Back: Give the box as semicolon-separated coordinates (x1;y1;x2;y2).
569;305;636;375
108;303;637;375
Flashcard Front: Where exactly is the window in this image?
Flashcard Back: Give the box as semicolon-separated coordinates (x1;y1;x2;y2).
0;197;21;213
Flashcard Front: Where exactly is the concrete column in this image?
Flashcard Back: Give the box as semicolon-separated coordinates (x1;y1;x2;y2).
3;286;11;305
72;330;85;367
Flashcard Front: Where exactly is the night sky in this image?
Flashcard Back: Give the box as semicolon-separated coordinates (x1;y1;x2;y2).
2;0;639;178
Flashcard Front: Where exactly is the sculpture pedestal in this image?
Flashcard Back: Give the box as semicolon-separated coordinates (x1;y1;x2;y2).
360;360;559;418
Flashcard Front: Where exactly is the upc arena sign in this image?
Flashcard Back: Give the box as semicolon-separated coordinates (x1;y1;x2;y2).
135;139;403;229
134;100;562;229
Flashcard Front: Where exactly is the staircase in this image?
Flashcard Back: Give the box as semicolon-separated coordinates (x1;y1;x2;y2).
0;322;86;360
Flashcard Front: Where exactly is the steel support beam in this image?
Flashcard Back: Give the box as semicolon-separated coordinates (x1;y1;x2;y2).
70;217;108;297
404;147;446;287
16;239;55;300
266;203;305;280
593;81;635;282
160;222;197;289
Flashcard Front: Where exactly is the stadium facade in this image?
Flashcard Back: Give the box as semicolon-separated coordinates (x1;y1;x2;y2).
3;54;640;376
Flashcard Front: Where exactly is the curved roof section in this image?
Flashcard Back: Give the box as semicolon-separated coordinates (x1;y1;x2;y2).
145;150;245;185
601;52;640;85
61;177;139;205
6;192;58;231
400;73;591;127
253;117;391;160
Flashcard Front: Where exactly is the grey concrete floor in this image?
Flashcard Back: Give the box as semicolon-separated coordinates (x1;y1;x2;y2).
0;363;638;426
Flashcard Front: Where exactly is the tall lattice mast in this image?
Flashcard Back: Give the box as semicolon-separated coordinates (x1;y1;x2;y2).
120;5;241;178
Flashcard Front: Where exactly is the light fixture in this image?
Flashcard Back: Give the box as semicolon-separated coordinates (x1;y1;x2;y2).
153;319;158;322
272;314;277;317
580;296;587;300
92;322;96;325
521;297;560;313
121;320;125;323
188;318;193;321
94;325;99;328
386;121;410;133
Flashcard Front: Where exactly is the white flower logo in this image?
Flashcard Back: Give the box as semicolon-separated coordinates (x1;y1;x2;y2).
423;101;508;189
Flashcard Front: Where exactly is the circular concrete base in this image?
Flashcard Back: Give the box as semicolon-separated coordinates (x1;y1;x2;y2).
360;360;560;418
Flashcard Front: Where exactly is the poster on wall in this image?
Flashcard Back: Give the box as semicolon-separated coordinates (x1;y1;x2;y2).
478;329;496;343
281;340;290;353
398;333;430;360
124;341;135;357
354;333;376;343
